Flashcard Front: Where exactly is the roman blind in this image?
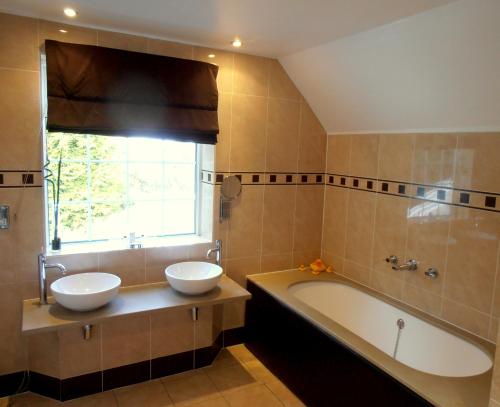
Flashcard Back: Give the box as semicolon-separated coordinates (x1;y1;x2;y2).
44;40;219;144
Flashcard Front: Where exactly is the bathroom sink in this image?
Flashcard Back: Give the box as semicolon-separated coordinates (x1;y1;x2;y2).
50;273;121;311
165;262;223;295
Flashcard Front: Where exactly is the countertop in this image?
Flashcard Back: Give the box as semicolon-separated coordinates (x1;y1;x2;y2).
247;269;494;407
22;275;250;335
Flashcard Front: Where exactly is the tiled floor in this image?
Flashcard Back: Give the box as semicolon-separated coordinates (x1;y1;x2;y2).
1;345;305;407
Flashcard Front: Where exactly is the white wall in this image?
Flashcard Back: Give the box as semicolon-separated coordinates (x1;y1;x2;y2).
280;0;500;134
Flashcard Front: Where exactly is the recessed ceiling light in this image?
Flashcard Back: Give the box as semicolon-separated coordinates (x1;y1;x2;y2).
63;8;77;17
231;38;242;48
59;29;68;33
208;54;215;59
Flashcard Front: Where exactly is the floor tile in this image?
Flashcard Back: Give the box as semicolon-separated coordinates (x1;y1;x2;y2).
113;380;172;406
265;380;305;407
62;391;118;406
162;370;219;405
222;383;282;407
226;345;256;364
204;364;257;393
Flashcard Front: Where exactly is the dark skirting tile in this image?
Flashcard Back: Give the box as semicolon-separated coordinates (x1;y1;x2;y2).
0;371;29;397
223;327;246;347
61;371;102;401
151;351;194;379
195;333;223;368
103;360;150;391
29;371;61;400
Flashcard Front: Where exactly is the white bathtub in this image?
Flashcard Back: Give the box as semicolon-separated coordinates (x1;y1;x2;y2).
289;280;492;378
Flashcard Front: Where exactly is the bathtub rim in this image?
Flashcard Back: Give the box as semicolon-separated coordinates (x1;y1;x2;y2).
247;269;494;407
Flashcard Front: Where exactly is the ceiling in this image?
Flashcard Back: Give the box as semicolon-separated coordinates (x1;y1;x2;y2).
0;0;455;57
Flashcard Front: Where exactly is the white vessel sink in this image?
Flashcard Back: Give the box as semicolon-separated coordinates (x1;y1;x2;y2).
51;273;121;311
165;261;223;295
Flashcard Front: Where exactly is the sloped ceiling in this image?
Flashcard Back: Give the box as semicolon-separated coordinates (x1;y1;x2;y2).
0;0;453;57
280;0;500;134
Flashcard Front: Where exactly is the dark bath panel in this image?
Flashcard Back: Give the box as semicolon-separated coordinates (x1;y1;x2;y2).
245;281;432;407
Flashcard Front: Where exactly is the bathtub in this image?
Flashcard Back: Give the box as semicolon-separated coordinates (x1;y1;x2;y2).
246;269;494;407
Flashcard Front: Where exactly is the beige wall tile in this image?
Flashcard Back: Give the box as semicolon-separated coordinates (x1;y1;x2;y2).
444;207;499;313
412;133;457;186
225;257;260;288
146;245;190;283
442;299;490;338
229;94;267;172
371;194;409;276
0;69;40;169
101;314;150;369
298;103;327;173
370;272;403;300
269;60;302;101
151;308;194;359
193;47;234;93
223;301;246;330
262;186;296;255
260;253;293;273
378;134;415;182
349;134;379;178
292;250;322;268
47;252;98;274
226;186;264;259
214;93;232;172
99;249;146;286
492;328;500;401
405;199;452;294
147;38;193;59
233;54;270;97
59;325;101;378
196;306;215;350
322;186;348;258
342;260;371;286
345;189;376;267
0;13;39;71
39;20;98;45
455;133;500;192
293;185;324;254
265;99;301;172
402;284;441;317
326;135;351;174
98;31;147;52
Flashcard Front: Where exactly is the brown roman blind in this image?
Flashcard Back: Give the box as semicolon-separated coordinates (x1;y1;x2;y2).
44;40;219;144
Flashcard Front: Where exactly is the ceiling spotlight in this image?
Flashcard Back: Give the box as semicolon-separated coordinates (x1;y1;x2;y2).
231;38;242;48
63;8;77;17
59;29;68;33
208;54;216;59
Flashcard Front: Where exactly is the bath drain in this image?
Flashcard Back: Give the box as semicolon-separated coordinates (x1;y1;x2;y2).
393;318;405;358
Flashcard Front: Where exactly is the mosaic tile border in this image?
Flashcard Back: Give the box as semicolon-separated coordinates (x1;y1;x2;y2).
0;170;43;188
326;173;500;213
201;170;324;186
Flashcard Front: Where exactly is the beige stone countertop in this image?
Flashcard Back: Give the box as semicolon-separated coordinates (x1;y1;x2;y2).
22;275;250;335
247;269;494;407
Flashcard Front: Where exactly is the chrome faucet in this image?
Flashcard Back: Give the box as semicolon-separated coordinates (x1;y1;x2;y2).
206;240;222;266
385;255;418;271
38;253;67;305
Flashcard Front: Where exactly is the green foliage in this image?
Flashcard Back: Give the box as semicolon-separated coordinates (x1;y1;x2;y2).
46;133;125;241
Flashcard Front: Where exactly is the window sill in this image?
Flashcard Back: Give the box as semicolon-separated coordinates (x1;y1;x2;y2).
46;235;212;256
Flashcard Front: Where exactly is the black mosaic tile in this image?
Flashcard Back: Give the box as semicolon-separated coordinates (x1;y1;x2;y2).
398;185;406;194
195;333;223;369
301;175;308;183
252;174;260;183
366;180;373;189
235;174;242;181
223;327;246;347
340;177;346;185
353;179;359;187
29;371;60;400
316;175;323;183
0;371;27;397
0;174;3;184
61;372;102;401
329;176;334;184
22;173;34;184
103;360;150;391
216;174;224;183
286;175;293;183
269;175;277;183
437;190;446;200
485;196;497;208
417;186;425;197
459;192;470;204
151;351;194;379
207;173;212;182
381;182;388;192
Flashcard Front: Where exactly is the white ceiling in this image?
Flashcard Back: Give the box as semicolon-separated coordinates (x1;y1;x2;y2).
0;0;454;57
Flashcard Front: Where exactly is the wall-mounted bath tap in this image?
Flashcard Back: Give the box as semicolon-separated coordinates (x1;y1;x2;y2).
38;253;67;305
424;268;439;279
386;255;418;271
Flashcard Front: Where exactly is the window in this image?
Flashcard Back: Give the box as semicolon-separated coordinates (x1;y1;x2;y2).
45;133;199;246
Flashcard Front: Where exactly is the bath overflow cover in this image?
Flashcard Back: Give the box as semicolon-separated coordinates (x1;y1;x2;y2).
397;318;405;329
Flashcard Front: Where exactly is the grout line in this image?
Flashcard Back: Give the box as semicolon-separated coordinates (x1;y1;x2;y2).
366;135;381;287
487;239;500;340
